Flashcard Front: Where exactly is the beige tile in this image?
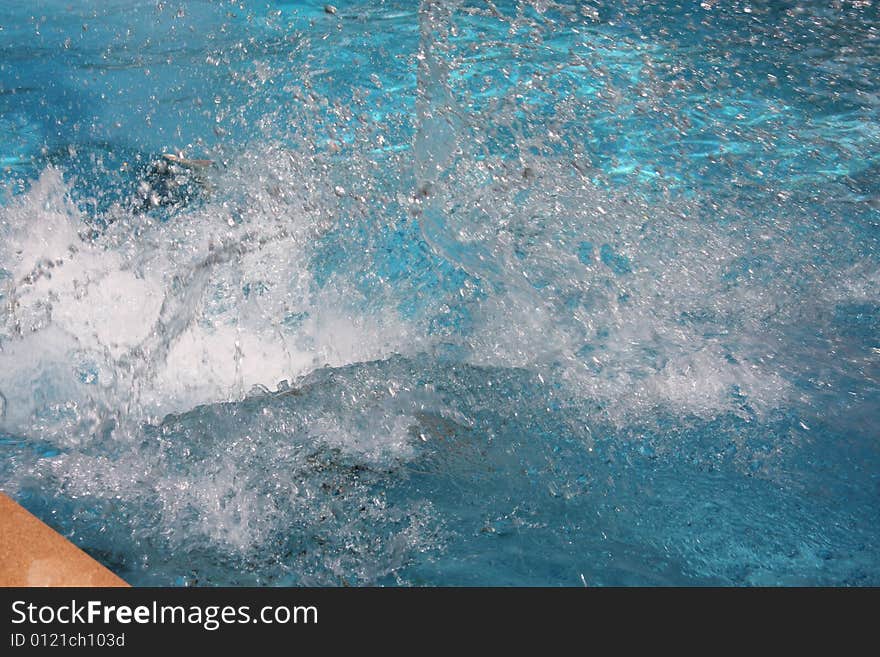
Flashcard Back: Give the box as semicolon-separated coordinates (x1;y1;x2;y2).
0;493;128;587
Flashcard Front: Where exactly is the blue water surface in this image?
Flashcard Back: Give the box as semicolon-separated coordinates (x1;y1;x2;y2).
0;1;878;585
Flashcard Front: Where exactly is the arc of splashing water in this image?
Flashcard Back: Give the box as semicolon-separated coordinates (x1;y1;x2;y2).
410;1;610;377
412;0;579;332
413;1;557;294
413;0;508;287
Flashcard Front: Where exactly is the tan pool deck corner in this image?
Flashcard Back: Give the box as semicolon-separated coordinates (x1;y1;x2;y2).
0;493;128;587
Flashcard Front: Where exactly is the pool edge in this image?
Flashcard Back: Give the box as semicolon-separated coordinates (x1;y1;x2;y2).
0;493;129;587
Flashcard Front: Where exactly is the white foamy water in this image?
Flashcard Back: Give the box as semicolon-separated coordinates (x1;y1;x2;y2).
0;158;427;441
3;141;873;449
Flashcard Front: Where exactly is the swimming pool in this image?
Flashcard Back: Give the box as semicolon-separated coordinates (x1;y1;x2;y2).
0;0;877;585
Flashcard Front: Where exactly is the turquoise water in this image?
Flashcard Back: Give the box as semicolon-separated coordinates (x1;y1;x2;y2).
0;1;878;585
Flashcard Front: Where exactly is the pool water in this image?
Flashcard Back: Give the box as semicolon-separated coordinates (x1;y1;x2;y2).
0;0;878;585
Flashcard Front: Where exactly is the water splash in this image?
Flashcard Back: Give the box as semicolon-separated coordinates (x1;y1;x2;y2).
0;0;878;585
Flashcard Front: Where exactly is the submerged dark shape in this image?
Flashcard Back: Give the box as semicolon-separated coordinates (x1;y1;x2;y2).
133;153;214;214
